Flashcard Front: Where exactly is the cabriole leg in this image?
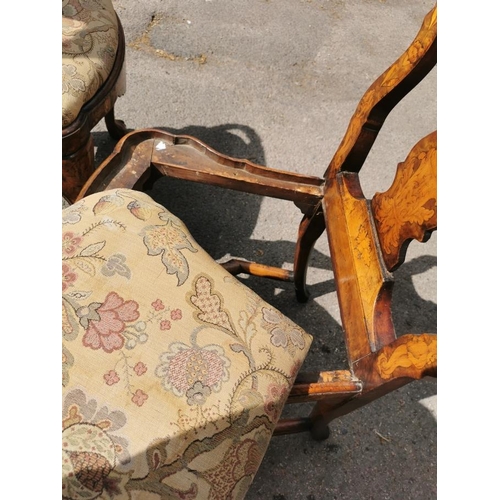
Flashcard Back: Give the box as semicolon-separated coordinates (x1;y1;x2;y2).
294;205;326;302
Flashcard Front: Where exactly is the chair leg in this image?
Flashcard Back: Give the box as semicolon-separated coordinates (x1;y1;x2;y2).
308;400;341;441
105;106;127;140
294;204;326;303
62;133;95;204
310;419;331;441
141;164;163;192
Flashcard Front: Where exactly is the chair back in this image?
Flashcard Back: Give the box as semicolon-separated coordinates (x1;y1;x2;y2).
321;6;436;384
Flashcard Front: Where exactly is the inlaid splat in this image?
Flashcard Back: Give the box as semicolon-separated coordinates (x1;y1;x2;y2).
372;131;437;271
76;6;438;442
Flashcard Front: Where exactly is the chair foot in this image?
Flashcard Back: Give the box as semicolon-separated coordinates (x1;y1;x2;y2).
105;107;128;140
295;286;310;303
310;421;331;441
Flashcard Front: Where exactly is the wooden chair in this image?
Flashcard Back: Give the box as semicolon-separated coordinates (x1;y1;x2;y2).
75;5;437;441
62;0;128;203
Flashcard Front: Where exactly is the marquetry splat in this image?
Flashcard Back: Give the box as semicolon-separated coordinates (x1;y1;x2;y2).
371;131;437;271
76;5;438;441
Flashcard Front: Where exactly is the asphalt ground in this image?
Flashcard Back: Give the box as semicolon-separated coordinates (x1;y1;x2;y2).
90;1;438;498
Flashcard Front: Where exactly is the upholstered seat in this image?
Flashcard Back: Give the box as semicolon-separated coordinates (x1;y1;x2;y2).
62;0;127;203
62;0;122;127
62;189;312;499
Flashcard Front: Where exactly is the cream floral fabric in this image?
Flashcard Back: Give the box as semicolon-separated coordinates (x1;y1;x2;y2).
62;189;312;499
62;0;119;128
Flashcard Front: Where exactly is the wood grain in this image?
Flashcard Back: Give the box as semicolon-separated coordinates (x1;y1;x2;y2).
372;131;437;271
75;6;438;440
325;6;436;177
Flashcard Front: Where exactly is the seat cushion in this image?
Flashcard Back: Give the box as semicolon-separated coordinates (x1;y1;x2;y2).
62;0;120;128
62;189;312;499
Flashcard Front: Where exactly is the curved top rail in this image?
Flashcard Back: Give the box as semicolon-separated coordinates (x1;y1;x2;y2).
325;5;437;179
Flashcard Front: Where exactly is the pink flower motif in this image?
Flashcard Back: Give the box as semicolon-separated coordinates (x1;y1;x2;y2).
62;263;77;292
82;292;140;353
132;389;148;406
104;370;120;385
290;360;302;379
62;231;82;256
264;383;289;422
134;362;147;376
156;343;230;396
160;320;171;331
170;309;182;320
152;299;164;311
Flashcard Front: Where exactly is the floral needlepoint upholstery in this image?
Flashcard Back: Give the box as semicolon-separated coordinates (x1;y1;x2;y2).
62;0;121;127
62;189;313;499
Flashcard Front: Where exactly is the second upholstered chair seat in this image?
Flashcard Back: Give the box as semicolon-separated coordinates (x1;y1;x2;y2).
62;0;127;203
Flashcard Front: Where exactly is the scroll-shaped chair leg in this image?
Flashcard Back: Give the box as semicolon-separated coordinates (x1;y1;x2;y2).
105;106;128;140
294;204;326;303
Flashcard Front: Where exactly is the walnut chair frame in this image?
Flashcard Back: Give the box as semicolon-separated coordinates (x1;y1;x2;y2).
76;7;437;440
62;17;128;204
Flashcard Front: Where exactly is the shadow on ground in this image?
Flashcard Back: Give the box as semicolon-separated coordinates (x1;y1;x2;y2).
92;124;437;499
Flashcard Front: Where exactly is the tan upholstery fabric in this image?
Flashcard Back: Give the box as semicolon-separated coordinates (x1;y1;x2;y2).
62;0;119;128
62;189;312;499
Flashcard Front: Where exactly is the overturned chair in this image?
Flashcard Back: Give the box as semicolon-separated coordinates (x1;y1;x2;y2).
62;6;437;499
